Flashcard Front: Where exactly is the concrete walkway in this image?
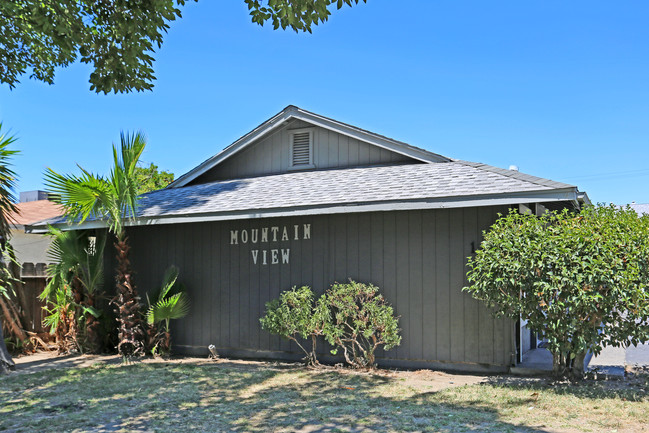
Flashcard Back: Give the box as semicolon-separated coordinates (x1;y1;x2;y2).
512;343;649;376
590;342;649;375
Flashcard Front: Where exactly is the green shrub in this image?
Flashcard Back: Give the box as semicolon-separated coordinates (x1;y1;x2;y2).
323;280;401;368
465;205;649;379
260;286;328;366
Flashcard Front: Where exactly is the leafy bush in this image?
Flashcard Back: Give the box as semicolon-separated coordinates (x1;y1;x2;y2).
260;286;328;366
261;281;401;368
145;266;190;356
465;205;649;379
323;281;401;368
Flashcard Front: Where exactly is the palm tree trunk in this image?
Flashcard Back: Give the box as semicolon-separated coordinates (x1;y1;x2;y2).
0;296;27;343
112;235;144;357
84;294;101;353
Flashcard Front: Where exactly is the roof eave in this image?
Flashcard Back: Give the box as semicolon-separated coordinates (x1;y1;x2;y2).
29;187;579;232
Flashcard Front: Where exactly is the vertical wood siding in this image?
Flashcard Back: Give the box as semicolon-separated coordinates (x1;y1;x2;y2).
191;121;416;183
127;206;514;369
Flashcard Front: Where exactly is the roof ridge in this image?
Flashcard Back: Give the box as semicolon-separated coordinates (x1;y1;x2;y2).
453;160;576;190
291;106;449;162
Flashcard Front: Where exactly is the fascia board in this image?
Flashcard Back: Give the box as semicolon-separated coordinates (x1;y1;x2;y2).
30;188;578;232
170;109;294;188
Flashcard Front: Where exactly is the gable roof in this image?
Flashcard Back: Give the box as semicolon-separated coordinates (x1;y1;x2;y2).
33;161;583;231
170;105;451;188
9;200;62;228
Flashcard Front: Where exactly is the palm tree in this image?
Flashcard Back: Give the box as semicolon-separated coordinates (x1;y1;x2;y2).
41;227;106;353
145;265;190;355
0;124;20;373
45;132;146;357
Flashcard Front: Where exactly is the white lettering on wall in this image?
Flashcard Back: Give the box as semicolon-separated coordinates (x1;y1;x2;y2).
281;248;290;264
230;223;311;266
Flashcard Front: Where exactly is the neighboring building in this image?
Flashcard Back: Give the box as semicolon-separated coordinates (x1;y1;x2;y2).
36;106;589;372
629;203;649;215
9;191;62;332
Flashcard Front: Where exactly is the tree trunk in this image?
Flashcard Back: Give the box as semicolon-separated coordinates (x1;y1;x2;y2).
0;325;15;374
552;350;587;380
111;236;144;358
84;295;101;354
0;296;27;343
569;352;587;380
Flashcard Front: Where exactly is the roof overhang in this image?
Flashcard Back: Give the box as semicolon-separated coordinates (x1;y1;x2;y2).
170;106;451;188
28;188;579;233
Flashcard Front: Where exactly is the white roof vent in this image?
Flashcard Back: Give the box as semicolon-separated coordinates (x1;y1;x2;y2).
289;129;314;168
508;165;519;172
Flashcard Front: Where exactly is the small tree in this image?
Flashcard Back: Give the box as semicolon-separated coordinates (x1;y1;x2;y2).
260;286;328;366
323;281;401;368
465;205;649;379
134;163;174;195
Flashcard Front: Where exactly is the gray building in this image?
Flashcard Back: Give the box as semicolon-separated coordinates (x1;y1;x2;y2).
43;106;589;372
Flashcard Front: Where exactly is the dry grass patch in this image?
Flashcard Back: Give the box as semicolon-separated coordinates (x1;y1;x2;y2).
1;357;647;432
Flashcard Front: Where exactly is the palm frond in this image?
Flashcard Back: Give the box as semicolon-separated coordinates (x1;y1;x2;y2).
42;285;73;335
158;265;179;301
44;167;113;225
79;232;106;295
45;226;84;270
0;125;19;240
44;130;146;238
111;131;147;229
146;292;190;325
43;226;106;299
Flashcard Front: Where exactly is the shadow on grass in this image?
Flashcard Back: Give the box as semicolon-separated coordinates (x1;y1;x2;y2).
484;374;649;402
13;354;122;375
0;361;569;432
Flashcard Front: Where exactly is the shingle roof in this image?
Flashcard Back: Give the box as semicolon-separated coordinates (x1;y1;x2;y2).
9;200;62;227
135;161;575;219
34;161;579;230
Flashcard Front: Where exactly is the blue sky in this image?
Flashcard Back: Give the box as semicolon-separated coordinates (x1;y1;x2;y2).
1;1;647;205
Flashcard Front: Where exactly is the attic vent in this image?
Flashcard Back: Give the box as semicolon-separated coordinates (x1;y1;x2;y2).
290;129;313;168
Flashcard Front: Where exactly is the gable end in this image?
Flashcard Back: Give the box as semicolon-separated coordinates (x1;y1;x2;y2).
173;106;451;187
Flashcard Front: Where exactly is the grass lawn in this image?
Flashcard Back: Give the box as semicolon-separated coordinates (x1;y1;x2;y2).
1;358;648;432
